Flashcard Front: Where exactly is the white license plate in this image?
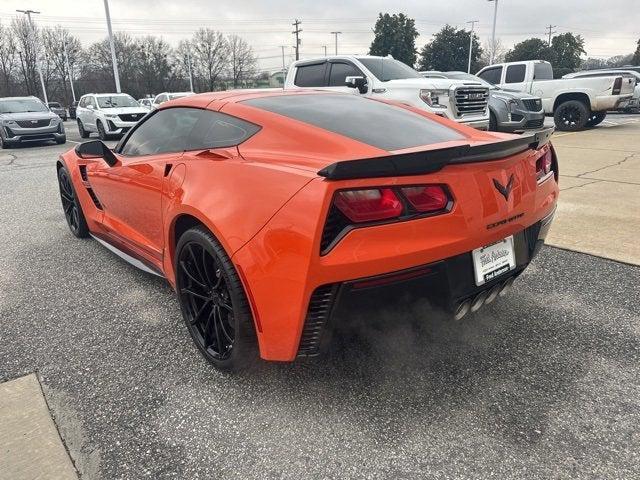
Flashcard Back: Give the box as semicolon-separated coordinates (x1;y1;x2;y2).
472;236;516;286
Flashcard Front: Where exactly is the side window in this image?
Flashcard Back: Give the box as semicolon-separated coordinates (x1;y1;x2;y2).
89;97;97;108
328;62;363;87
120;108;260;156
78;98;85;108
505;64;526;83
478;66;503;85
294;63;327;87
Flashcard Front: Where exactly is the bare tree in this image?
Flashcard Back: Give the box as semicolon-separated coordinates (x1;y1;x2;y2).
227;34;257;88
478;37;506;70
0;22;17;96
192;29;228;91
42;26;81;104
12;17;40;96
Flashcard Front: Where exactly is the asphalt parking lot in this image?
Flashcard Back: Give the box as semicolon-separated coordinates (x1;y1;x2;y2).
1;119;639;479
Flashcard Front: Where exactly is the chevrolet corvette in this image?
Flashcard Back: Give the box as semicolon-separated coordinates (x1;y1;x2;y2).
57;90;558;371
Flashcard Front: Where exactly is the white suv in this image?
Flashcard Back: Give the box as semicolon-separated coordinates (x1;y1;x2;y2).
76;93;148;140
284;55;490;130
151;91;195;110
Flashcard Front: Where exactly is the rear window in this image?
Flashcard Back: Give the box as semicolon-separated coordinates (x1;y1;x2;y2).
294;63;327;87
533;62;554;80
505;64;526;83
242;94;464;151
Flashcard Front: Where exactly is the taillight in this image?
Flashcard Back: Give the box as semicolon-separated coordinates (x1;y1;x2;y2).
334;188;403;223
612;77;622;95
400;185;449;212
536;149;553;181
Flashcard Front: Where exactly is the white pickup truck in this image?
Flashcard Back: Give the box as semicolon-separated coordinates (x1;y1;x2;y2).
476;60;635;131
284;55;490;130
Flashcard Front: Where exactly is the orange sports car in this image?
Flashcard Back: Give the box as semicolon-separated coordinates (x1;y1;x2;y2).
57;90;558;371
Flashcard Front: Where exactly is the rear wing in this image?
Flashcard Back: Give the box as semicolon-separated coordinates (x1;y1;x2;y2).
318;127;554;180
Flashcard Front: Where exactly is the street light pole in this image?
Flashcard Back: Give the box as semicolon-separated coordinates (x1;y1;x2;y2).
323;45;327;57
63;40;76;102
103;0;121;92
466;20;479;73
330;31;341;55
488;0;499;65
16;9;48;103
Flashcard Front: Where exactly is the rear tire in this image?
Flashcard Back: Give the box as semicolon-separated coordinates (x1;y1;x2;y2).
58;166;89;238
175;226;258;372
78;120;89;139
554;100;589;131
585;112;606;127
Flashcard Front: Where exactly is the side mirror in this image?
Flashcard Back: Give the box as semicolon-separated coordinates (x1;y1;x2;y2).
87;104;94;110
75;140;118;167
345;76;368;94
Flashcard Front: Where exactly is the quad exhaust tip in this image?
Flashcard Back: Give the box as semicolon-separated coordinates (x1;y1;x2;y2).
454;277;515;320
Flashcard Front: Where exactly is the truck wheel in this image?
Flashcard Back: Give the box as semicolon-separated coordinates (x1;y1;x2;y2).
585;112;606;127
554;100;589;131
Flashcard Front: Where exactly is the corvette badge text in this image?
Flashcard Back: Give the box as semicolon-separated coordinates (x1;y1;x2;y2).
486;212;525;230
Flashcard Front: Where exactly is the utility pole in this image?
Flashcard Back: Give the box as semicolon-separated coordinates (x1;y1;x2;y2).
16;9;48;103
487;0;499;65
186;48;194;92
292;19;302;61
280;45;286;72
63;40;76;102
103;0;121;92
466;20;479;74
330;31;341;55
323;45;327;57
545;24;557;46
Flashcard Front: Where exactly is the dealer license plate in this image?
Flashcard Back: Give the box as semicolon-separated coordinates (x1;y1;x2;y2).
472;236;516;286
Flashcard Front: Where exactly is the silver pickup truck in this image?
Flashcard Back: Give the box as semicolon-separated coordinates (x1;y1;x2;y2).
477;60;635;131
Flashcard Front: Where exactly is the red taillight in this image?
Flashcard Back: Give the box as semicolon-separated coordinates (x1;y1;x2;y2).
334;188;403;223
536;149;552;181
400;185;449;212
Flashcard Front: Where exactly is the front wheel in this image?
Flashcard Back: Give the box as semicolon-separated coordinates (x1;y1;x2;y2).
176;226;258;372
78;120;89;138
58;166;89;238
554;100;589;131
56;136;67;145
97;121;109;141
489;111;498;131
585;112;606;127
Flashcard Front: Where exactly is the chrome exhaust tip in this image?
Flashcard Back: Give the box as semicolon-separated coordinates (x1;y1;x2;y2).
454;300;471;320
499;277;515;297
470;291;488;312
485;284;501;304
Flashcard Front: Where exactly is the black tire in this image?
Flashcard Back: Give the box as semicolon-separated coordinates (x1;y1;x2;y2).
58;166;89;238
489;111;498;131
97;120;109;141
176;226;258;372
585;112;606;127
56;136;66;145
0;135;8;149
554;100;590;131
78;120;89;139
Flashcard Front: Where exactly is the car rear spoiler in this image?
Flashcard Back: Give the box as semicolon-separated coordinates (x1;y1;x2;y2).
318;127;554;180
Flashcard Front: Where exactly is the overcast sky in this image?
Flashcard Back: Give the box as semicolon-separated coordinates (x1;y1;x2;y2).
2;0;638;71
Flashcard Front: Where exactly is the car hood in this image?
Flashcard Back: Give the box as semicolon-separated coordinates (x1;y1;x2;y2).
0;111;58;121
492;89;538;100
98;106;148;115
384;78;483;90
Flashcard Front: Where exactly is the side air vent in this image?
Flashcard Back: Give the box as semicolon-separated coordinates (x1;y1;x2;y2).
320;205;351;254
79;165;88;181
87;188;103;210
297;284;338;357
78;165;103;210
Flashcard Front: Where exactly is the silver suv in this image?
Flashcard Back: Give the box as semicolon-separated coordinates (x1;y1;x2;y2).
0;96;65;149
76;93;148;140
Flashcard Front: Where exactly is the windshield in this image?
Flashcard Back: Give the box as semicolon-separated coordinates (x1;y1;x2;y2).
96;95;139;109
168;93;192;100
0;98;48;114
444;72;496;89
357;57;423;82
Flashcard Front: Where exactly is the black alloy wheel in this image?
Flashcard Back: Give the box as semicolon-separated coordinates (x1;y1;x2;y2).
97;121;108;141
58;166;89;238
554;100;589;131
176;227;257;371
78;120;89;138
585;112;607;127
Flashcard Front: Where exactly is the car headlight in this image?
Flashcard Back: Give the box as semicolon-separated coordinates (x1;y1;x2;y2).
494;95;519;113
420;89;448;108
105;114;118;118
1;119;18;126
